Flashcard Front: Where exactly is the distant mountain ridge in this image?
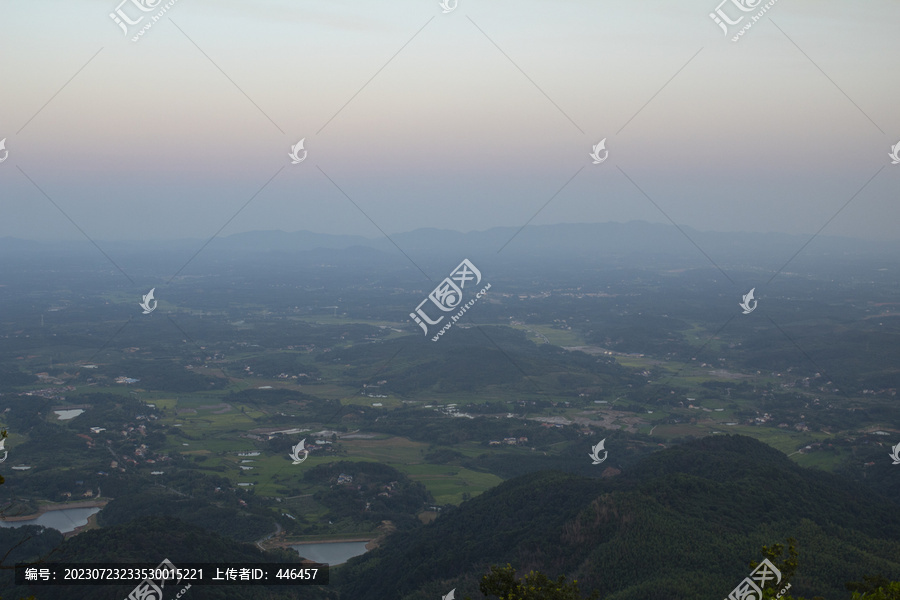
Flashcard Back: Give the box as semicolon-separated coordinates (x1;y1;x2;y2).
3;222;898;261
4;222;897;284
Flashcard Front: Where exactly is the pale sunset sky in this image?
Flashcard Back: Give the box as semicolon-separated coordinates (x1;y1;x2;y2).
1;0;898;241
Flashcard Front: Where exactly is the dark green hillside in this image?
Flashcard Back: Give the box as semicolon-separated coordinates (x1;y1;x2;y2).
94;360;227;393
227;388;324;405
321;327;641;396
336;470;606;600
303;461;432;530
335;435;900;600
7;516;333;600
98;488;274;543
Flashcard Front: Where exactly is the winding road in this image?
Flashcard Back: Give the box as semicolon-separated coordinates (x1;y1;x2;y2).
255;520;283;550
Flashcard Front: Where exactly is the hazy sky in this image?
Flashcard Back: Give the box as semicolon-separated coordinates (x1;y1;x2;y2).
2;0;899;242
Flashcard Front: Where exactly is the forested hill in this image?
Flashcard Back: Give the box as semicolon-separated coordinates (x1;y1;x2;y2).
335;435;900;600
3;516;335;600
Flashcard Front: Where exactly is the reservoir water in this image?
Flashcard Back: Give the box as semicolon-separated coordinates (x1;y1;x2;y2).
290;541;369;566
54;409;84;420
0;507;100;534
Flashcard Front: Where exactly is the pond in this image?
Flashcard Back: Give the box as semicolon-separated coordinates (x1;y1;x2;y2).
54;409;84;420
0;507;101;534
290;541;369;566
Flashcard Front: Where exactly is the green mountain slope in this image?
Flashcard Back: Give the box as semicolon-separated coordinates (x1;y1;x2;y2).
3;516;334;600
335;435;900;600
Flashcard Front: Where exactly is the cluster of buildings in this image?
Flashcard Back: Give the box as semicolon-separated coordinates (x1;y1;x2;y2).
245;427;307;442
797;441;826;454
60;480;101;500
376;480;399;498
94;414;174;472
488;437;529;446
36;372;68;385
18;386;73;400
435;404;474;419
284;345;316;353
363;380;389;399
